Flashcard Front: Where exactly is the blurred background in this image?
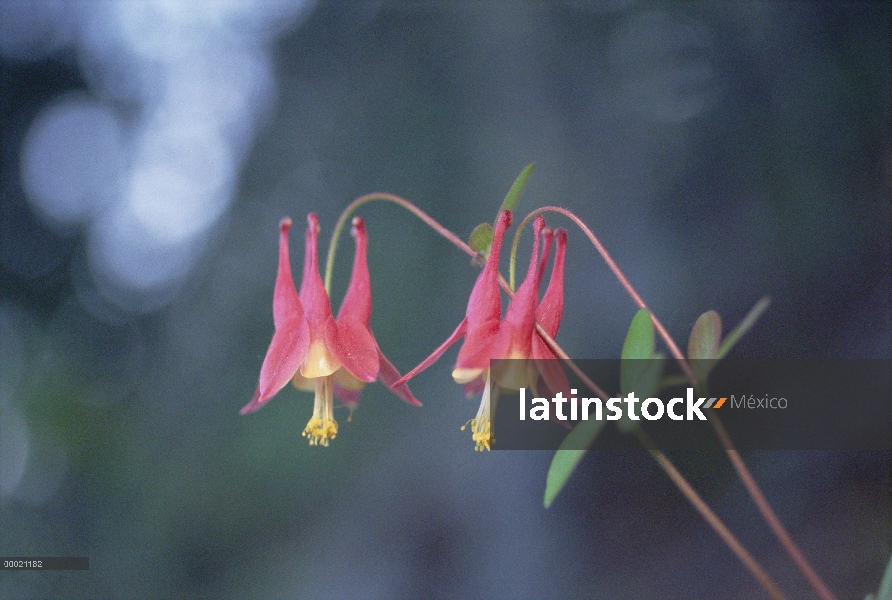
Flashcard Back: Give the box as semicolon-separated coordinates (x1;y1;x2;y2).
0;1;890;598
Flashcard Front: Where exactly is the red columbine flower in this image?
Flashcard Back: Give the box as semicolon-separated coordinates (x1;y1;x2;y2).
395;210;568;450
241;214;419;446
530;227;569;400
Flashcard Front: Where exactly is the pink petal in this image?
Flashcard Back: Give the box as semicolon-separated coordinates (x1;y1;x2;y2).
530;338;572;429
532;338;570;396
332;375;363;407
499;216;545;338
295;213;343;378
485;216;547;363
332;215;379;383
273;218;303;330
241;317;310;414
336;216;372;326
393;318;468;387
536;227;554;288
462;377;487;397
376;347;422;406
299;213;336;324
334;318;379;383
454;316;500;372
465;210;511;329
536;228;566;337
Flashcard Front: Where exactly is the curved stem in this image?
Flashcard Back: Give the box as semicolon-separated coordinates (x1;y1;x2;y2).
324;192;476;293
517;207;695;382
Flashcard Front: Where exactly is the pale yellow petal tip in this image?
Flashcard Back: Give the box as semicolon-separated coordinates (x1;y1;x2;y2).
452;367;484;384
302;416;338;447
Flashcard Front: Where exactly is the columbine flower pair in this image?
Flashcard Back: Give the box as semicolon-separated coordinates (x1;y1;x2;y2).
394;210;568;450
243;209;566;451
241;214;418;446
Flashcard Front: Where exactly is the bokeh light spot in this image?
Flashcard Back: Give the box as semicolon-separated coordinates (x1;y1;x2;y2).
21;95;124;226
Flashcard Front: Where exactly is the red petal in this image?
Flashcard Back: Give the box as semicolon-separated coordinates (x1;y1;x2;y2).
530;336;573;432
486;216;547;363
299;213;336;324
295;213;343;378
536;228;566;337
454;316;500;373
333;381;362;406
332;216;379;382
337;216;372;326
531;228;568;402
335;318;379;383
452;211;511;374
376;346;422;406
333;368;365;406
240;317;310;414
536;227;554;288
393;318;468;387
462;377;487;397
332;346;421;407
465;210;511;329
499;216;545;338
273;218;303;330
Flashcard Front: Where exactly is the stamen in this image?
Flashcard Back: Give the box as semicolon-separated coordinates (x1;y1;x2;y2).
461;371;500;451
302;375;338;446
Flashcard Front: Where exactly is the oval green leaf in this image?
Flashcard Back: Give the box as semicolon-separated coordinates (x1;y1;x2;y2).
688;310;722;360
618;354;665;436
620;310;663;429
469;222;494;254
688;310;721;385
622;308;655;360
543;418;606;508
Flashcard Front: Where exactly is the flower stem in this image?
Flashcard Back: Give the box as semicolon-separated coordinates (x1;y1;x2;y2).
708;418;838;600
516;205;834;600
512;206;694;381
631;427;788;600
324;192;477;294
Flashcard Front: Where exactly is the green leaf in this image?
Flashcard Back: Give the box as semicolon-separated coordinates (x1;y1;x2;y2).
688;311;722;359
622;353;665;399
618;353;665;433
469;222;494;254
499;163;535;213
688;310;722;385
620;310;663;432
622;308;655;360
715;297;771;360
878;550;892;600
543;418;606;508
621;309;656;398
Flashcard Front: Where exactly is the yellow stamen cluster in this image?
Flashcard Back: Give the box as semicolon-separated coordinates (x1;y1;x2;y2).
303;415;338;446
460;370;500;451
301;375;338;446
461;418;494;451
